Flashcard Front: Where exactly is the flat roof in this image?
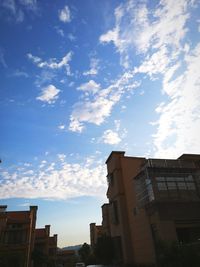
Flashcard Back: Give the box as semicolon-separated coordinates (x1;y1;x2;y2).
105;151;125;164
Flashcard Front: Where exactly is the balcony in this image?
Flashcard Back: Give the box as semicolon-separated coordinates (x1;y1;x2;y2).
144;159;196;169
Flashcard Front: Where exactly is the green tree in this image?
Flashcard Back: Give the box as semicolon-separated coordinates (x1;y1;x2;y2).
78;243;91;264
156;240;200;267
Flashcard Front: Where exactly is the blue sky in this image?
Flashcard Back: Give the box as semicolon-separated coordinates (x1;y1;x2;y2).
0;0;200;247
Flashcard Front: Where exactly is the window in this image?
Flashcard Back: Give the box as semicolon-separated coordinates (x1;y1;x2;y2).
186;182;195;190
177;182;187;190
136;177;155;205
167;182;176;190
156;177;165;181
157;182;167;190
156;175;196;193
185;175;193;181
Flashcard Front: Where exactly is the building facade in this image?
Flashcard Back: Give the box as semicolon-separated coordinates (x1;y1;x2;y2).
33;225;57;267
93;151;200;266
90;223;104;251
0;205;37;267
0;206;58;267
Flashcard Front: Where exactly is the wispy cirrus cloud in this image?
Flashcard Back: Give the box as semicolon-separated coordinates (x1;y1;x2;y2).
19;0;38;11
100;0;200;158
27;51;73;75
0;154;106;200
0;48;7;68
59;5;71;23
12;69;29;78
36;84;60;104
83;58;100;76
0;0;38;23
68;74;139;132
153;43;200;158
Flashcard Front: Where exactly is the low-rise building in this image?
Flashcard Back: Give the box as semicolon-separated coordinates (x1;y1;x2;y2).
0;205;37;267
0;205;58;267
33;225;57;267
90;223;104;251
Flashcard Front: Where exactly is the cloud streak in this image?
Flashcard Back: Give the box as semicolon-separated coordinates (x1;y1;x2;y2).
27;52;73;74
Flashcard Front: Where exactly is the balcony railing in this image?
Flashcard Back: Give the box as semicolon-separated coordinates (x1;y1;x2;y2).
144;159;196;169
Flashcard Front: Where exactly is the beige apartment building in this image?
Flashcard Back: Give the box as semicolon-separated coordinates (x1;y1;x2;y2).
91;151;200;266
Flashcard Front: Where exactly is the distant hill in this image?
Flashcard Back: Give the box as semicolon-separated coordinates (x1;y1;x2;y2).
61;244;82;251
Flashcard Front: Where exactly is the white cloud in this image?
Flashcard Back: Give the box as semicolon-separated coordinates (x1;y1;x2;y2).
1;0;38;22
0;48;7;68
100;0;199;158
77;80;100;94
83;58;100;76
69;71;139;132
0;155;107;200
13;69;29;78
57;154;66;161
114;120;120;131
58;124;65;130
1;0;16;14
102;129;121;145
55;26;65;37
18;202;31;207
68;117;85;133
59;5;71;23
27;51;72;74
35;70;56;87
68;33;76;41
152;43;200;158
19;0;37;11
36;84;60;104
100;0;191;67
134;46;170;79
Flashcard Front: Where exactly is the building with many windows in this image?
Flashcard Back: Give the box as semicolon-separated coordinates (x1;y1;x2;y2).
92;151;200;266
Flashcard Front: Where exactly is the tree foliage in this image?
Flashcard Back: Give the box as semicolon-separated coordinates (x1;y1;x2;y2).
78;243;91;263
156;240;200;267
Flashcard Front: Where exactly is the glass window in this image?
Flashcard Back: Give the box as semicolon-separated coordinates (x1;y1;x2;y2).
156;177;165;181
167;182;176;190
147;184;155;201
166;177;175;181
186;182;196;190
177;182;187;190
185;175;193;181
157;182;167;190
176;177;185;182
